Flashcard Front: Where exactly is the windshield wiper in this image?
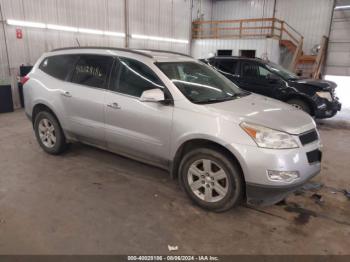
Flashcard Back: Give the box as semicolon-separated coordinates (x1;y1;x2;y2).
193;95;236;104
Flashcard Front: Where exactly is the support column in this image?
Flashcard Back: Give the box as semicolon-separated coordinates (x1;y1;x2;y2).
124;0;129;48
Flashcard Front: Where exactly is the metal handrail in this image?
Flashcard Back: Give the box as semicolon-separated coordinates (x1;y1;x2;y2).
283;21;303;38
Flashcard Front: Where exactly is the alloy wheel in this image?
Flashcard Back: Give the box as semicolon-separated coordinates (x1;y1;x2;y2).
38;118;56;148
187;159;229;203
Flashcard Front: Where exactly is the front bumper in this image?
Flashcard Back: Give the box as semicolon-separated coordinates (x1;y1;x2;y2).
314;98;341;119
228;136;322;206
246;170;319;206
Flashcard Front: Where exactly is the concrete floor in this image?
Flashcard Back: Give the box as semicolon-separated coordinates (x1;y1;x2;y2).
0;110;349;255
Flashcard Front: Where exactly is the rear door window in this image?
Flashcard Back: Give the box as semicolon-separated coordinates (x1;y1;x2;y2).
39;55;79;80
71;55;114;89
216;59;238;75
241;62;259;78
241;62;274;80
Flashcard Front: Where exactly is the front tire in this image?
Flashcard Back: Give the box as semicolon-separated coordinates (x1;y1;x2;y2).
179;148;243;212
34;111;68;155
287;99;312;115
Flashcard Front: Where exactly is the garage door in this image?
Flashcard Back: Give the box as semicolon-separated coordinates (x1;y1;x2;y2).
325;1;350;76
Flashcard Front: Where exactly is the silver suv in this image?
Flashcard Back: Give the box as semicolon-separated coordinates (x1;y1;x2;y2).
24;47;322;212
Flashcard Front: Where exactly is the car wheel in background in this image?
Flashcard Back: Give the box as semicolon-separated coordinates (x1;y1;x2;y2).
287;99;312;115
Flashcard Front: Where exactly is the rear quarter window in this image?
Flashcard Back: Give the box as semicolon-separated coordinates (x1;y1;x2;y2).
39;55;79;80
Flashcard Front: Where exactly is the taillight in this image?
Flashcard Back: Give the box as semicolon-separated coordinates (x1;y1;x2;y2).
21;75;30;85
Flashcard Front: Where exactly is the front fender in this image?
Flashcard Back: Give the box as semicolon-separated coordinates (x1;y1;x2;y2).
170;133;250;182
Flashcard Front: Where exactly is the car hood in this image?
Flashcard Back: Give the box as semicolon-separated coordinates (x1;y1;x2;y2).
291;78;337;91
204;94;316;134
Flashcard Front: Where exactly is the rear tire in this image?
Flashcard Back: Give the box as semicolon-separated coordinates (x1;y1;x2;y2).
179;148;243;212
34;111;68;155
287;99;311;115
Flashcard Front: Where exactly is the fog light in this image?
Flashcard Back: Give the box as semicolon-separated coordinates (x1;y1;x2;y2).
267;170;300;183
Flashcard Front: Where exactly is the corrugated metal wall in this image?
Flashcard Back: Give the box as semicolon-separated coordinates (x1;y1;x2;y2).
191;38;280;63
0;0;191;83
128;0;191;54
0;0;125;64
0;21;9;83
275;0;334;53
212;0;274;20
192;0;213;21
211;0;275;38
325;6;350;76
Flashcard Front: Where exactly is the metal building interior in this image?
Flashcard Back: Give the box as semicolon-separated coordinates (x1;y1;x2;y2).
0;0;349;259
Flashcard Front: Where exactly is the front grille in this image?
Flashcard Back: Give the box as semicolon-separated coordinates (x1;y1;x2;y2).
299;129;318;146
307;149;322;164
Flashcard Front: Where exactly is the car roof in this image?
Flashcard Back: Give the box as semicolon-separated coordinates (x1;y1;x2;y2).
49;47;194;63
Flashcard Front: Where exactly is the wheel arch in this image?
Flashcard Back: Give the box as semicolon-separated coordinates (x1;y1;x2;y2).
32;102;70;154
284;94;316;116
32;103;60;126
170;138;246;191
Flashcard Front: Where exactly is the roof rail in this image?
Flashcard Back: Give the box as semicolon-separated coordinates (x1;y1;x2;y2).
50;46;154;58
212;55;264;61
136;49;192;58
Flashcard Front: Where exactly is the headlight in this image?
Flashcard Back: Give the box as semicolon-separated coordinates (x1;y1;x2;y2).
316;91;332;101
240;122;299;149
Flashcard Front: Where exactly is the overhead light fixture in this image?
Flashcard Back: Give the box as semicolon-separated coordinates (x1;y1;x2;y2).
131;34;189;44
47;24;78;32
78;28;104;35
335;5;350;10
104;31;126;37
6;19;188;43
7;19;46;29
6;19;125;38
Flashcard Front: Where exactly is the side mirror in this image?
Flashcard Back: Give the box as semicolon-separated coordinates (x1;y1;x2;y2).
140;88;165;102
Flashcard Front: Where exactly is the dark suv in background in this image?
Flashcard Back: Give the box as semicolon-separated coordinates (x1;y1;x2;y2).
202;57;341;119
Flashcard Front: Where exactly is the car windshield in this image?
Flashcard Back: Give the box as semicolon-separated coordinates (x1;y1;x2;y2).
265;62;298;80
156;61;247;104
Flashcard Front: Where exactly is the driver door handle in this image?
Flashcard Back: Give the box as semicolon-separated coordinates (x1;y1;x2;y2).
61;91;72;98
107;102;121;109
